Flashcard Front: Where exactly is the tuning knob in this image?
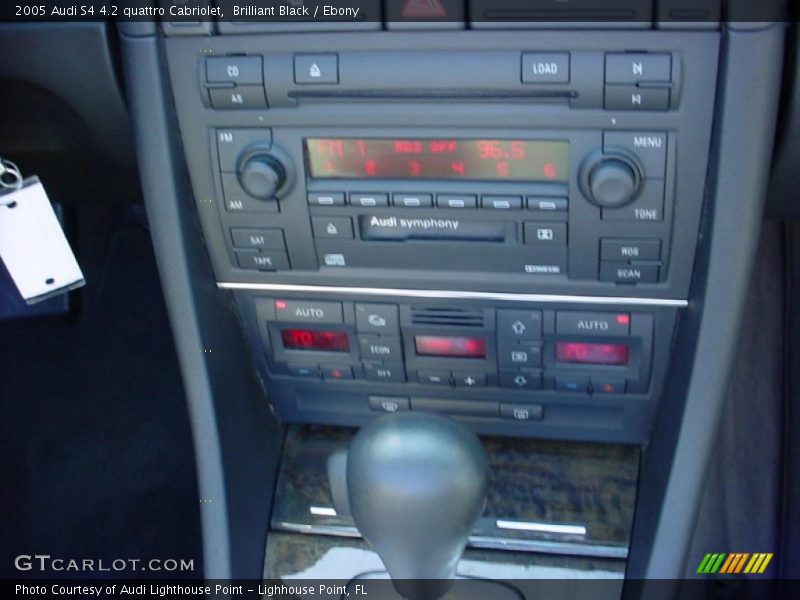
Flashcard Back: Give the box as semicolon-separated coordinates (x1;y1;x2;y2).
238;153;286;200
581;150;643;209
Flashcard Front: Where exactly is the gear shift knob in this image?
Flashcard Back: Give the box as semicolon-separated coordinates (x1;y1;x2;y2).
346;413;488;600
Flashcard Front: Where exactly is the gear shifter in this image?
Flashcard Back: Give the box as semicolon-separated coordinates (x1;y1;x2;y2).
342;412;489;600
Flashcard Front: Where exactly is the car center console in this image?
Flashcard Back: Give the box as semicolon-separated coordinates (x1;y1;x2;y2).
164;28;718;444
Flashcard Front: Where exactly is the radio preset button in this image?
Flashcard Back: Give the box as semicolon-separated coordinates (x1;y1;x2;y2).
312;216;354;239
308;192;345;206
482;195;522;210
437;195;477;209
358;335;403;361
604;131;668;178
294;54;339;85
363;362;406;383
393;193;433;208
209;86;267;109
524;222;567;245
207;56;263;85
350;193;389;207
355;303;400;334
601;239;662;262
556;311;631;336
274;300;343;324
235;250;289;271
499;370;543;390
521;52;570;84
605;53;672;84
498;310;542;341
500;404;544;421
600;262;660;284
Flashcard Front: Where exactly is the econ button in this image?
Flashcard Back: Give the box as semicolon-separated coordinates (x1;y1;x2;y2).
522;53;570;84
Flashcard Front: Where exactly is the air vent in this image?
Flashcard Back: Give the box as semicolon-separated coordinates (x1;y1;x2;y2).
410;307;485;328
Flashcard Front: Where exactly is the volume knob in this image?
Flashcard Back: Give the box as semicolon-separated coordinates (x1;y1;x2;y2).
588;159;639;208
238;153;286;200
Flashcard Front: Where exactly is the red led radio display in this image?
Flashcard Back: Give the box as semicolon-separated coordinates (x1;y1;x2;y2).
555;342;630;366
281;329;350;353
414;336;487;359
305;138;570;182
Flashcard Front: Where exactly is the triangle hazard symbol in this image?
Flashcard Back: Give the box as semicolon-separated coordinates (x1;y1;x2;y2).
401;0;447;18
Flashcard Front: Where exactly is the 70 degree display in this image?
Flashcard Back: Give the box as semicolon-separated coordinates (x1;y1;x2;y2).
305;138;570;182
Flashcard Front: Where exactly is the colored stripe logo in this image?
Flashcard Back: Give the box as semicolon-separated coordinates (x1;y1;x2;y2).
697;553;773;574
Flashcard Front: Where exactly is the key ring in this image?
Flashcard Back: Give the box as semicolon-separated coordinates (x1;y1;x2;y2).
0;158;23;205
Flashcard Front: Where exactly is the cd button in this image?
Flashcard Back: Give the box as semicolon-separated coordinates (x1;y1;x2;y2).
206;56;263;85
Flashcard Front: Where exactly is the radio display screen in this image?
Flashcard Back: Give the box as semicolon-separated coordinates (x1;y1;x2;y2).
305;138;570;182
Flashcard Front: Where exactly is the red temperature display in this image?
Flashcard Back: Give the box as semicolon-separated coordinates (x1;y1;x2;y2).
555;342;630;366
414;336;487;359
281;329;350;353
305;138;570;182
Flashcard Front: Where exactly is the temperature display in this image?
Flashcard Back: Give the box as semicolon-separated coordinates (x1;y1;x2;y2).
281;329;350;353
414;336;487;359
305;138;570;182
555;342;630;366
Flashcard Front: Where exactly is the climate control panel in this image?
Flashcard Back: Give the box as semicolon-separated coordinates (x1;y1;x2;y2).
236;293;672;442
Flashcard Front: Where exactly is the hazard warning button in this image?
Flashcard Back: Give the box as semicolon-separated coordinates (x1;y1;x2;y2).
386;0;466;28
